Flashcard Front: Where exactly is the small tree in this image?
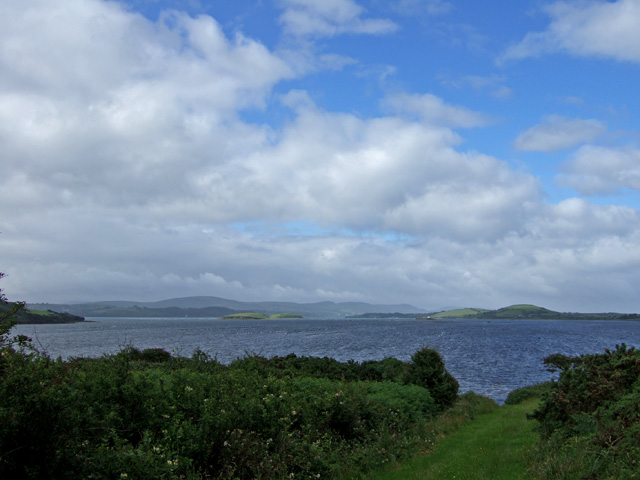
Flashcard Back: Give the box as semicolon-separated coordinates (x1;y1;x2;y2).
0;272;27;349
404;347;459;410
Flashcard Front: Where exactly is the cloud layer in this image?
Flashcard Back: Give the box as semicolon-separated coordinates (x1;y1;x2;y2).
1;0;640;313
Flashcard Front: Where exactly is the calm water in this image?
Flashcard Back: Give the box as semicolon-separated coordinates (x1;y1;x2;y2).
14;317;640;403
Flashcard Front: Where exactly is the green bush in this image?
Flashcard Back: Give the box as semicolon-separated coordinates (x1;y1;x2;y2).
504;382;552;405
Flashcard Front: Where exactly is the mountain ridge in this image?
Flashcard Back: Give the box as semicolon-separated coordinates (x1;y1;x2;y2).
29;296;428;318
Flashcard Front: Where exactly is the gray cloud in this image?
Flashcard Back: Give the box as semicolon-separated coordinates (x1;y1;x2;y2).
558;146;640;194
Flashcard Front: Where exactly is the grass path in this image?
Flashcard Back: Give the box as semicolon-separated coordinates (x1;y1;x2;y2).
371;398;539;480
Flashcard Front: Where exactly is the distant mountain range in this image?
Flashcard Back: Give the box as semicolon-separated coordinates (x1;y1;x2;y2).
20;300;640;323
29;296;428;319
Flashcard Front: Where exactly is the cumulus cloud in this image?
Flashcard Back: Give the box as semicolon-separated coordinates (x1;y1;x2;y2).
558;146;640;194
0;0;293;213
501;0;640;63
277;0;397;37
514;116;607;152
234;102;538;240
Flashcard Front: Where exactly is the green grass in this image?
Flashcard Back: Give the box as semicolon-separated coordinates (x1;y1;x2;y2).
221;312;269;319
26;309;56;316
432;308;488;318
372;397;539;480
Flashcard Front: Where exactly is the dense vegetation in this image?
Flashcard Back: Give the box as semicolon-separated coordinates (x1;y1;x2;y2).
0;346;458;479
527;344;640;479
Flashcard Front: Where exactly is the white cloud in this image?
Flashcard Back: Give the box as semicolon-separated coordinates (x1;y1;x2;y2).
502;0;640;63
558;146;640;194
514;116;606;152
383;93;490;128
278;0;398;36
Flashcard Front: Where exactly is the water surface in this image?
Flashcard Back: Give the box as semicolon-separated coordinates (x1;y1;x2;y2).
15;317;640;403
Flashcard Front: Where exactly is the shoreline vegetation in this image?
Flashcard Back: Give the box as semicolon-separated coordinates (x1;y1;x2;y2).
221;312;304;320
0;303;85;324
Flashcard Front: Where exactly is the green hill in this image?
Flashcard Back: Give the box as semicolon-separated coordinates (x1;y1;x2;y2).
433;304;640;321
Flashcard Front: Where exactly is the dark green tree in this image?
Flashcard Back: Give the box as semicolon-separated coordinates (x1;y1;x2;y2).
404;347;459;410
0;272;27;349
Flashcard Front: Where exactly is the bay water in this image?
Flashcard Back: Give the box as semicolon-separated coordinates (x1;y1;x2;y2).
14;317;640;403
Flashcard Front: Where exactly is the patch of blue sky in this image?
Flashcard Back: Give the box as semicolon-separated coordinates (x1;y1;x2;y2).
229;220;331;238
229;220;414;244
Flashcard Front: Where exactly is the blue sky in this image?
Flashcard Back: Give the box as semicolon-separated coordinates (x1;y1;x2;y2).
1;0;640;312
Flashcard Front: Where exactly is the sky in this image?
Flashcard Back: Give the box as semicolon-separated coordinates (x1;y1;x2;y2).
1;0;640;312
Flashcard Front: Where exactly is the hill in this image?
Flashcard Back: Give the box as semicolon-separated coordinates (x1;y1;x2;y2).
0;303;85;324
433;304;640;321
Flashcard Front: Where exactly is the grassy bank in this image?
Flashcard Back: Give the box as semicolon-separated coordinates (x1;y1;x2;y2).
372;397;539;480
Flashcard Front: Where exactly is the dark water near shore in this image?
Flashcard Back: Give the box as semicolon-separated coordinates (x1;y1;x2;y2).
14;317;640;403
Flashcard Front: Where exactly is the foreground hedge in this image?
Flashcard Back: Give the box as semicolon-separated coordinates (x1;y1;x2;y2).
0;343;457;479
